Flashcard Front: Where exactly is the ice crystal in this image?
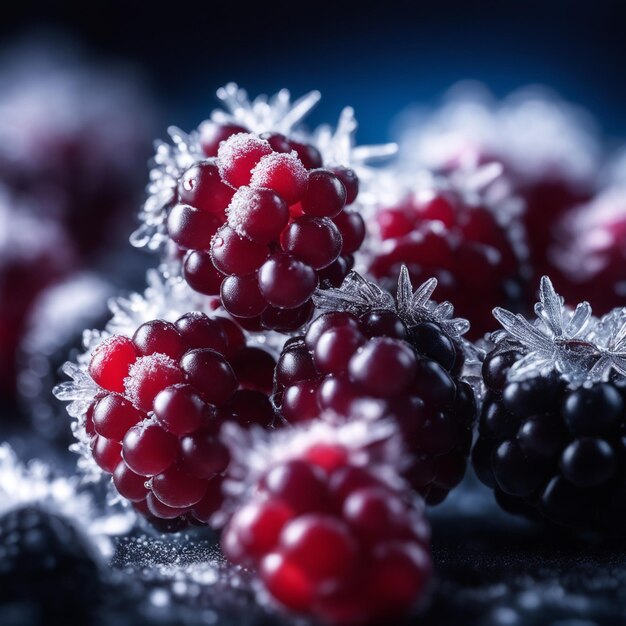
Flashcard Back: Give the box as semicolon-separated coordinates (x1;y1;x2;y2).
492;276;626;387
0;444;133;558
314;265;471;341
218;417;408;525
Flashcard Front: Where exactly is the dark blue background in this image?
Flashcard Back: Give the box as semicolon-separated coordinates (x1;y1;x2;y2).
2;0;625;145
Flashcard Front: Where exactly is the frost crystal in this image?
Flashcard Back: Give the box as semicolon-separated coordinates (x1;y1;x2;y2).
492;276;626;387
0;444;133;558
313;265;471;341
218;417;407;525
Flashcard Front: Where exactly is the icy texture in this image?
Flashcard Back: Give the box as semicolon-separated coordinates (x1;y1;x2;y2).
314;265;471;341
249;151;308;189
492;276;626;387
0;444;133;558
124;354;180;406
133;83;395;250
397;82;601;187
218;418;407;525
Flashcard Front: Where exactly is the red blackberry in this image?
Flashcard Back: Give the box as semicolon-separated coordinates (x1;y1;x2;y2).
548;188;626;314
273;267;476;504
0;505;102;622
474;276;626;533
135;86;365;333
61;311;276;531
220;419;432;624
368;167;523;339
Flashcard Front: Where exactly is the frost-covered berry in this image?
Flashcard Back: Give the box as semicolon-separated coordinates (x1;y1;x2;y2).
139;88;365;333
75;312;277;530
369;173;523;339
474;276;626;533
274;268;477;504
220;420;432;624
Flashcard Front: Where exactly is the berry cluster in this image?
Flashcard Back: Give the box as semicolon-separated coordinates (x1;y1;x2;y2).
166;128;364;332
473;277;626;532
369;173;522;339
84;312;275;530
273;269;476;503
221;421;432;624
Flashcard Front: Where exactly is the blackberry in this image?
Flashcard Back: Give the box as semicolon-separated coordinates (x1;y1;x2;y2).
0;506;102;623
273;267;477;504
474;276;626;533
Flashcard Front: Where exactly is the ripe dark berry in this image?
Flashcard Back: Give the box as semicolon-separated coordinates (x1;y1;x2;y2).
68;312;276;530
199;121;247;157
301;169;346;218
221;427;431;624
211;225;269;276
274;270;475;503
258;254;318;309
250;152;308;205
281;216;342;270
227;186;289;243
217;133;273;187
331;166;359;205
475;278;626;532
178;161;236;215
167;203;222;250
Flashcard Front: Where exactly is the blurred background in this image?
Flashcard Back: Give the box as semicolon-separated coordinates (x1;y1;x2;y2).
2;0;626;444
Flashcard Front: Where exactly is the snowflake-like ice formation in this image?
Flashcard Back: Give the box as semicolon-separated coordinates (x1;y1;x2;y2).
492;276;626;387
218;417;409;526
0;444;133;558
313;265;471;341
132;83;396;250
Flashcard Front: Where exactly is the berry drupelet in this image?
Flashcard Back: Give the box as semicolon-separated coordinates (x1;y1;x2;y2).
0;505;102;623
273;267;477;504
66;312;276;530
474;276;626;533
368;167;523;339
220;419;432;625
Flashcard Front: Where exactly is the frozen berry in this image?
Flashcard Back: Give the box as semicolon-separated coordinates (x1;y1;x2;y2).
250;152;308;205
59;310;277;530
200;121;247;157
474;277;626;532
274;269;475;503
217;133;273;188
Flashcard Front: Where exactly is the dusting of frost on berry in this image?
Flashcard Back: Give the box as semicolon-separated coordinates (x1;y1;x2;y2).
492;275;626;387
313;265;471;344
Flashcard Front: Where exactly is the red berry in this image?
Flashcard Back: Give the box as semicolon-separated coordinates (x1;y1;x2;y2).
210;225;269;276
331;167;359;205
313;325;366;375
132;320;185;360
288;140;323;170
250;152;308;206
191;477;225;523
199;122;247;157
348;338;417;398
153;384;207;436
221;273;268;318
282;381;321;423
217;133;273;188
300;170;346;218
93;393;143;441
124;354;184;412
183;250;224;296
175;312;229;355
305;312;360;350
178;161;235;215
260;301;314;331
92;436;122;473
260;553;313;612
258;254;317;309
224;389;275;428
145;492;189;520
226;186;289;243
113;462;149;502
281;216;342;270
180;348;237;406
89;335;138;393
167;204;222;250
151;464;208;508
333;209;366;255
214;316;246;360
122;420;178;476
179;431;230;479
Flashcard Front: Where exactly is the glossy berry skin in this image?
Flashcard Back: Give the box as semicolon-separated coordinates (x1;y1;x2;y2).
85;313;275;530
221;450;431;624
274;310;476;503
369;187;522;339
474;349;626;533
163;126;361;333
